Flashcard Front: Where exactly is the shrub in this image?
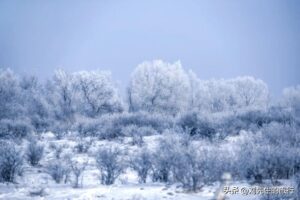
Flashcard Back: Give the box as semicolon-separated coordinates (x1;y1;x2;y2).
50;121;70;139
26;140;44;166
171;142;233;191
121;125;147;146
236;131;299;183
225;108;295;136
77;112;172;139
151;133;236;191
95;146;125;185
114;112;174;133
74;138;92;154
171;145;205;191
0;119;33;139
151;135;180;183
0;141;23;182
46;160;70;183
225;121;300;184
49;143;64;159
70;160;88;188
261;122;299;148
121;125;158;137
177;112;216;139
130;148;152;183
76;117;102;137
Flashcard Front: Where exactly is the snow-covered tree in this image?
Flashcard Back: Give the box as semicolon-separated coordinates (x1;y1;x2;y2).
205;79;236;112
20;76;50;131
230;76;269;111
0;69;23;120
282;85;300;118
187;70;210;112
46;69;76;122
0;69;34;138
73;71;123;117
128;60;190;116
187;75;269;113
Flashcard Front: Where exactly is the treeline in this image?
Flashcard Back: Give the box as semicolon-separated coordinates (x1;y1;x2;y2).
0;60;298;139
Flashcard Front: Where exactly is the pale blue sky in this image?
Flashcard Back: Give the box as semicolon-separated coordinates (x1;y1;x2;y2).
0;0;299;97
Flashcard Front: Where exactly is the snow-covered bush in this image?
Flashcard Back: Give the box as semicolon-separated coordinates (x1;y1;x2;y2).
151;135;181;183
74;138;92;154
260;123;300;179
178;112;216;139
171;144;206;191
171;141;234;191
215;110;269;138
76;115;119;139
112;112;171;135
0;119;33;139
121;125;145;146
236;126;300;183
76;112;169;139
0;141;23;182
49;143;66;159
267;106;294;125
49;120;75;139
237;134;272;183
130;148;152;183
150;133;234;190
76;117;102;137
236;110;270;128
46;160;70;184
95;146;125;185
131;134;144;147
26;139;44;166
261;122;299;148
70;160;88;188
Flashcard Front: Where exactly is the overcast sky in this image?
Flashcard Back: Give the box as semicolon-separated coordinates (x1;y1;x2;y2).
0;0;299;97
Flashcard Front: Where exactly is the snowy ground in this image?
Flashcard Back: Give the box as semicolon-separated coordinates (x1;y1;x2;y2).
0;133;293;200
0;181;264;200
